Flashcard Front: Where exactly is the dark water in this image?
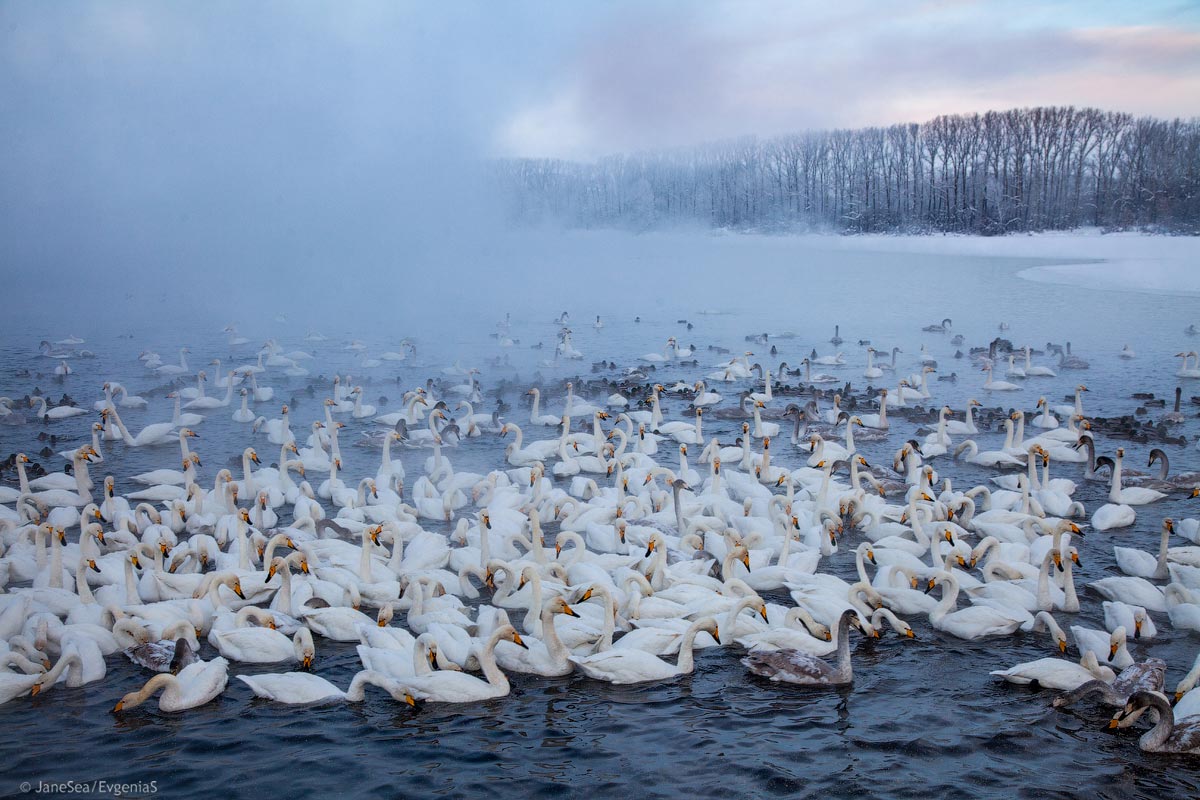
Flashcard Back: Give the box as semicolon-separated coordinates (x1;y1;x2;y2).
2;234;1200;799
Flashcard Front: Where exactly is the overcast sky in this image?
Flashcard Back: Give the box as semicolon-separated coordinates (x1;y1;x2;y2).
499;0;1200;158
2;1;1197;319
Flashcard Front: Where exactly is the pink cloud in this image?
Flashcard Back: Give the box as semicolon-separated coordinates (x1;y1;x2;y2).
499;12;1200;158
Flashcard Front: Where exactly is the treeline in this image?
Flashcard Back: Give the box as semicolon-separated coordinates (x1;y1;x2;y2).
494;107;1200;234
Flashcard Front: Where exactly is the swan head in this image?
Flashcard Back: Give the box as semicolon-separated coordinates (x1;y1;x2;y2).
728;545;751;572
1108;627;1127;660
923;574;956;595
551;597;580;618
377;603;394;628
499;626;528;650
1133;610;1146;639
29;667;57;697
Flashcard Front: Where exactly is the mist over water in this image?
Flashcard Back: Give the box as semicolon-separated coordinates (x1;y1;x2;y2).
0;2;602;328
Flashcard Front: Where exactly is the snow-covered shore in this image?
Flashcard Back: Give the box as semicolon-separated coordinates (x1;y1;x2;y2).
787;229;1200;296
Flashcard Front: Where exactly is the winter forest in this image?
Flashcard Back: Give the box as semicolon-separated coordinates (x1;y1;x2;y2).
497;106;1200;234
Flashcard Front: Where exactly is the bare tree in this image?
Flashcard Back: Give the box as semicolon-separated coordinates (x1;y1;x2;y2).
496;106;1200;234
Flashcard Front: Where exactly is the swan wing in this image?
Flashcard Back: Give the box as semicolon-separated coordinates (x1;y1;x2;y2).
570;650;676;684
741;649;838;684
237;672;344;704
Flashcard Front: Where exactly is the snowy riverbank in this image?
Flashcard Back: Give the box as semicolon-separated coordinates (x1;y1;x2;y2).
780;229;1200;296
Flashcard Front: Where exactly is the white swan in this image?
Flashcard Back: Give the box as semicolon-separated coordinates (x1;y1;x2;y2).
991;651;1114;691
398;625;525;702
232;389;256;423
1114;518;1173;579
238;669;418;705
1088;576;1166;613
102;407;176;447
1108;448;1166;506
1023;346;1057;377
113;656;229;712
982;362;1020;391
925;573;1024;639
1071;625;1133;669
571;617;717;684
214;622;315;666
29;396;87;421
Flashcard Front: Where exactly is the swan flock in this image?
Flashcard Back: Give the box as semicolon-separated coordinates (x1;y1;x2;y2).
3;321;1200;763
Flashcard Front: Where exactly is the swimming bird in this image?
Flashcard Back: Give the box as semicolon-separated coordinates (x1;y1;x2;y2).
741;609;867;686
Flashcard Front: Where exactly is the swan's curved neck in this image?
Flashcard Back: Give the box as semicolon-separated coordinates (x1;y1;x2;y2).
275;564;294;615
359;529;375;583
1138;697;1178;752
931;577;960;622
124;673;177;709
540;607;570;664
1110;451;1124;503
833;613;855;674
44;649;83;687
1059;550;1078;610
1035;550;1057;609
478;629;512;691
674;621;709;675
